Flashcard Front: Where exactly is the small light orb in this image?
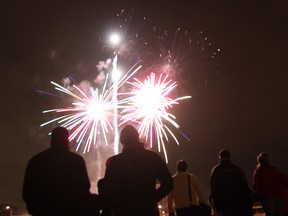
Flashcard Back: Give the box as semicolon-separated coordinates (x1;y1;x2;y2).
110;34;121;45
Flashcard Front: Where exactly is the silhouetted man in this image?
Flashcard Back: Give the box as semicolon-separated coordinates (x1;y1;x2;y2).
99;125;173;216
210;149;252;216
23;127;97;216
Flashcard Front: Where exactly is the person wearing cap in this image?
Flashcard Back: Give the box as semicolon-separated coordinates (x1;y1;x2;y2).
209;149;252;216
99;125;173;216
22;127;98;216
253;152;288;216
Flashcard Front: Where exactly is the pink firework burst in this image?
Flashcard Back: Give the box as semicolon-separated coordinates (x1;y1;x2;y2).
119;72;191;162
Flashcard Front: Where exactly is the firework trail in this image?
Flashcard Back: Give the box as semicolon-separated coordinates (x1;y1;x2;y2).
112;54;120;154
119;72;191;162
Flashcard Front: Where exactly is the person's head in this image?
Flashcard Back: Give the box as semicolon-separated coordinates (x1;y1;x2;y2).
50;127;70;150
120;125;140;146
257;152;270;165
177;160;188;172
219;149;230;160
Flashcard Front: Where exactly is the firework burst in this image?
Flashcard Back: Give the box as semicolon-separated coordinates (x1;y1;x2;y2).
38;9;218;162
119;72;191;162
40;76;114;153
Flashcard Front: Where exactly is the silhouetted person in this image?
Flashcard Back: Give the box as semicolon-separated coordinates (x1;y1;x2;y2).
23;127;98;216
253;152;288;216
210;149;252;216
98;125;173;216
168;160;209;216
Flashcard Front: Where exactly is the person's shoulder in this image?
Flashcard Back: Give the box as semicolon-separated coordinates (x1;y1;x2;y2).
143;148;157;154
190;174;202;185
269;165;278;170
211;163;221;173
106;154;121;166
188;173;200;181
230;162;243;170
144;149;165;161
188;173;197;178
128;147;160;158
141;148;159;156
268;165;282;174
28;149;50;161
172;173;178;178
25;149;53;169
107;154;118;161
67;151;85;160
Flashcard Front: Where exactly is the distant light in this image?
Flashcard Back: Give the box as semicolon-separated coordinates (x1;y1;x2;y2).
110;34;121;45
6;206;10;210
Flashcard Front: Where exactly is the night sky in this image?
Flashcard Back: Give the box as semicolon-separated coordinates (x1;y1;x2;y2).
2;0;288;213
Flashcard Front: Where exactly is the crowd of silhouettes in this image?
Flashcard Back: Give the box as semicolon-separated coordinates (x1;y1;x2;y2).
23;126;288;216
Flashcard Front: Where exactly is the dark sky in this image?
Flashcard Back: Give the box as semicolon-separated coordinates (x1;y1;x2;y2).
1;0;288;213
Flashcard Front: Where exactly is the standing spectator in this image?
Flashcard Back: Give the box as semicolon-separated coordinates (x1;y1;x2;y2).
210;149;253;216
23;127;99;216
168;159;209;216
253;152;288;216
98;125;173;216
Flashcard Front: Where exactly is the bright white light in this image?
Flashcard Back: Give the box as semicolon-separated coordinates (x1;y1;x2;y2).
110;33;121;45
112;68;121;80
